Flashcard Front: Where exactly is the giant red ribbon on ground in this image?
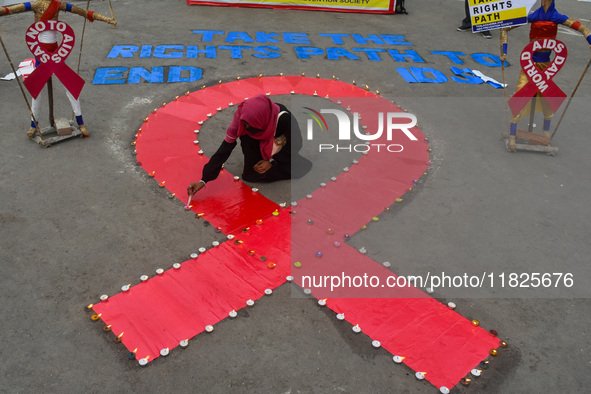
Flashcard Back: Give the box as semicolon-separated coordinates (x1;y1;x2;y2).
508;38;567;117
92;76;499;389
23;20;85;99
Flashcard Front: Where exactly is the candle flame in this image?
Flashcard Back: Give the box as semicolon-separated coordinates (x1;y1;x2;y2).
117;332;124;339
145;355;151;360
158;181;165;186
197;213;205;217
133;348;138;354
149;171;155;176
86;304;93;309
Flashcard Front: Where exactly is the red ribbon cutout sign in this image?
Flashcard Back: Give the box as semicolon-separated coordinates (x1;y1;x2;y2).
508;38;568;117
23;20;85;100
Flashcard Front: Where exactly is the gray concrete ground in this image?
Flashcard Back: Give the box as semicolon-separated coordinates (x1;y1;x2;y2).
1;0;590;392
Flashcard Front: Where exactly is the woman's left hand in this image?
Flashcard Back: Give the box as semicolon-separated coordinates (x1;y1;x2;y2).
254;160;272;174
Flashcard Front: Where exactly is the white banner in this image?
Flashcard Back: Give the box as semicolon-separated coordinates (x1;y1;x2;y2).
469;0;537;32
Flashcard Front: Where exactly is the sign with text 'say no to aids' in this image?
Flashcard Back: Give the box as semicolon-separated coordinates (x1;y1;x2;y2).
469;0;536;32
187;0;396;14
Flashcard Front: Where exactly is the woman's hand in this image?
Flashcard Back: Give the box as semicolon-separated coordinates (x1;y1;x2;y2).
187;181;206;196
254;160;272;174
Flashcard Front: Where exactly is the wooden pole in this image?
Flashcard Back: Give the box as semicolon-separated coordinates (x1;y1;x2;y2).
0;33;43;141
550;58;590;141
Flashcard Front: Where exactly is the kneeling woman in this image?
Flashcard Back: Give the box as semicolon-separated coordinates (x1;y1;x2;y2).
188;94;311;196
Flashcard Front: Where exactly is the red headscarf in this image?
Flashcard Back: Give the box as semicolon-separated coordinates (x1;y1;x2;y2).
224;95;280;161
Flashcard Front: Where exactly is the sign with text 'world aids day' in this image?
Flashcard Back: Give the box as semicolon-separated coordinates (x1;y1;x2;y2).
469;0;536;32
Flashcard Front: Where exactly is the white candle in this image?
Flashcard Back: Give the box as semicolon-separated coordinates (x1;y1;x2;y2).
447;302;456;310
180;339;189;348
415;372;425;380
229;310;237;318
138;358;149;367
383;262;391;267
198;247;206;253
336;313;345;320
372;340;381;348
471;369;481;377
156;268;164;275
440;387;450;394
306;194;312;199
121;285;130;292
303;289;312;295
205;325;214;332
264;289;272;295
140;275;148;282
352;325;361;333
252;188;259;192
286;275;293;282
100;294;109;302
331;177;337;181
233;176;240;181
173;263;181;269
320;183;326;187
190;253;198;259
393;356;403;364
246;299;255;306
160;348;169;357
318;299;326;306
212;241;220;247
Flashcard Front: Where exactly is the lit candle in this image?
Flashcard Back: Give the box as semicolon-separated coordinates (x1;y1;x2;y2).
315;252;322;258
320;183;326;187
333;242;341;247
212;241;219;247
470;369;481;377
479;360;489;369
173;263;181;269
372;340;381;348
138;358;149;367
294;262;302;268
229;310;237;318
248;250;255;256
180;339;189;348
393;356;404;364
490;349;498;356
318;299;327;306
343;167;349;172
460;378;471;386
100;294;109;302
227;234;234;240
233;176;240;181
264;289;273;295
272;210;279;216
352;159;358;164
291;202;297;207
267;262;276;269
103;325;111;332
194;129;199;134
127;348;138;359
372;217;379;222
121;284;131;292
198;150;204;155
415;372;425;380
500;340;508;348
307;219;314;225
160;348;169;357
198;121;203;125
306;194;312;199
190;253;198;259
199;247;206;253
336;313;345;320
447;302;456;310
472;320;480;326
156;268;164;275
251;188;259;192
158;181;166;187
246;299;254;307
352;325;361;333
439;387;450;394
256;219;263;225
286;276;293;282
140;275;149;282
205;325;214;332
115;332;124;343
290;90;295;95
303;289;312;295
193;140;199;145
330;177;337;181
91;313;101;321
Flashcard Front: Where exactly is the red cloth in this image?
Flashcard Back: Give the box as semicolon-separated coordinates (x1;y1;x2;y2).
224;94;279;161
